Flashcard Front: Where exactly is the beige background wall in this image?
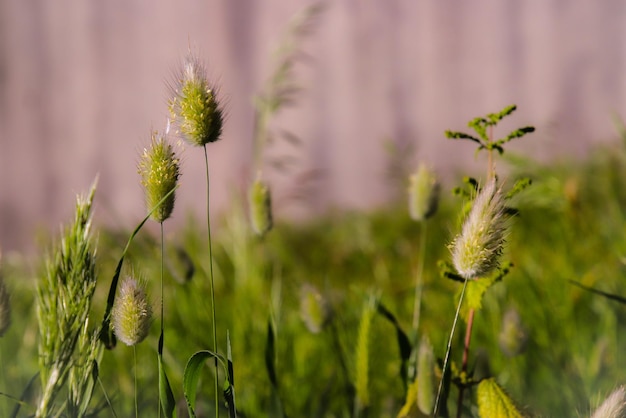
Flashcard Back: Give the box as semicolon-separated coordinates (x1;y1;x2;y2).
1;1;625;252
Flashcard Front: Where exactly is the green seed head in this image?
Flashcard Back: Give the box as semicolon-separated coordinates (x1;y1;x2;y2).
112;277;152;346
498;308;528;357
452;179;509;279
299;284;332;334
408;164;440;222
416;337;435;415
249;176;273;237
138;132;180;223
169;55;224;146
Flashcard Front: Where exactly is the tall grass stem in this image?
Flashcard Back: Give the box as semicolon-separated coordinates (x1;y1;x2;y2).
204;144;219;417
158;222;164;418
134;346;138;418
433;278;469;417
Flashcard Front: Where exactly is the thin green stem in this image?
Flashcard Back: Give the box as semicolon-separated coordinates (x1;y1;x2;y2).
487;128;495;180
134;346;138;418
203;144;220;418
0;345;5;418
433;279;469;417
456;308;476;418
160;223;164;337
411;222;428;334
98;375;118;418
158;222;164;418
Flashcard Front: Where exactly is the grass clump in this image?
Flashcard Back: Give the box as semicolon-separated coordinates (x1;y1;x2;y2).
36;180;102;418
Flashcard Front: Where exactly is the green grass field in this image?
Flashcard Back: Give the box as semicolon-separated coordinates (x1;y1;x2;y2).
2;132;626;417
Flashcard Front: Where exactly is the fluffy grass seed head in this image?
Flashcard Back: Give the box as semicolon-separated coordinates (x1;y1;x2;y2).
452;178;509;280
112;277;152;346
169;55;224;146
408;164;440;222
138;132;180;223
591;386;626;418
249;175;273;237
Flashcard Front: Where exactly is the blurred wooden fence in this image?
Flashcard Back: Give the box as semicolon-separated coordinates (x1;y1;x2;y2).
1;0;625;252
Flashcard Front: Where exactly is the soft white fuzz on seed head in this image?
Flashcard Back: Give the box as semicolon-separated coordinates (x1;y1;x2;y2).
112;277;152;346
168;55;224;146
591;386;626;418
138;132;180;223
452;179;508;279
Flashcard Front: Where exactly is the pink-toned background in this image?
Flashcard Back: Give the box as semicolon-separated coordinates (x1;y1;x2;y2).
1;1;625;253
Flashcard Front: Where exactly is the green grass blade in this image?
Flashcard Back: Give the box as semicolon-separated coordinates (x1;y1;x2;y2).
376;302;412;388
569;280;626;304
183;350;229;418
99;186;178;349
9;372;38;418
158;352;176;418
226;331;237;418
265;319;278;388
76;360;98;417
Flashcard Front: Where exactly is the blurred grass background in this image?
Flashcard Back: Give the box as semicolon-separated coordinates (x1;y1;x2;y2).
2;132;626;417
